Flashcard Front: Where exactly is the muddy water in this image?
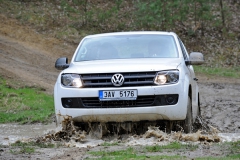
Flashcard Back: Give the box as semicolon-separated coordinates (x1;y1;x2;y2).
0;123;56;145
0;122;240;149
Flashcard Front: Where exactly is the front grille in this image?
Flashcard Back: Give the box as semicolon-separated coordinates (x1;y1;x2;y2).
82;96;155;108
81;72;156;88
61;94;178;108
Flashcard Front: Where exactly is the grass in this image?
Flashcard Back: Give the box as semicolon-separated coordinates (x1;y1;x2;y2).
194;66;240;79
145;142;198;152
101;142;119;146
87;141;240;159
207;141;240;160
188;141;240;160
87;147;185;160
226;141;240;154
0;76;54;124
10;147;35;154
12;141;55;148
9;140;55;154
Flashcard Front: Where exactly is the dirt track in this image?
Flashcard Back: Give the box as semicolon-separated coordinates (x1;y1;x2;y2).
0;35;57;93
0;16;240;159
0;14;76;93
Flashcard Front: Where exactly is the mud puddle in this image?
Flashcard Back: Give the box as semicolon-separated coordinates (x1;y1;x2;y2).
1;119;239;149
0;120;240;160
19;117;240;149
0;123;56;145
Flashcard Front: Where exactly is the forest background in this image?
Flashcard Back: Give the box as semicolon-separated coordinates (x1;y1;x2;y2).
0;0;239;74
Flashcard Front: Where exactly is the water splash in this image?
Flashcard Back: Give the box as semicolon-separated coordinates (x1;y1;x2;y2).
1;116;239;148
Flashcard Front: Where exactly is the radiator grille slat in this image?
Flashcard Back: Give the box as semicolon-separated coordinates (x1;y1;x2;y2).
81;96;155;108
61;94;179;108
81;72;156;88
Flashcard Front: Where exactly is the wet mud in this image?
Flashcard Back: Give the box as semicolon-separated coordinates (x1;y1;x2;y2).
0;123;56;145
199;82;240;133
34;117;222;146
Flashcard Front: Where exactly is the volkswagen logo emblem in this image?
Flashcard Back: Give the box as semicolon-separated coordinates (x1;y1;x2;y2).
111;73;124;86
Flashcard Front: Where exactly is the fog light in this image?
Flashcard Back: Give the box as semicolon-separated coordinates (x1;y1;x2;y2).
166;95;177;105
63;98;73;108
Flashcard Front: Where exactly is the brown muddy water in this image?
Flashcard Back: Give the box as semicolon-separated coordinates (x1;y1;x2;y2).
0;121;239;148
0;123;56;145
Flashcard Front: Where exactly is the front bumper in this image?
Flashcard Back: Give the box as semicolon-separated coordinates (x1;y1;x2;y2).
54;79;188;123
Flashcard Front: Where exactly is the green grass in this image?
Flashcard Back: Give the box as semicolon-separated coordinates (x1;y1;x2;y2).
9;140;55;154
12;141;55;148
10;141;36;154
194;66;240;78
191;141;240;160
225;141;240;154
101;142;119;146
0;76;54;124
87;142;240;159
145;142;197;152
10;147;35;154
87;147;185;160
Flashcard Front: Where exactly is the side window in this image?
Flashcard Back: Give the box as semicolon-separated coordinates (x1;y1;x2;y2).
178;38;188;60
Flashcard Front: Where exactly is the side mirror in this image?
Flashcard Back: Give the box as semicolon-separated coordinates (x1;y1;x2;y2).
186;52;204;65
55;57;69;70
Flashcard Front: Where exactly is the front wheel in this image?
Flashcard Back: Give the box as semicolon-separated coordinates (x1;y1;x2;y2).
182;96;193;133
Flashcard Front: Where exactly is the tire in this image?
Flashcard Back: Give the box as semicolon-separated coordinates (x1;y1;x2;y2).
192;95;203;132
166;121;173;133
197;94;201;117
182;96;193;133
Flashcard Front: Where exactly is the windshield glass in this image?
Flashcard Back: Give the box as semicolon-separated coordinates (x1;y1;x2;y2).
74;34;178;62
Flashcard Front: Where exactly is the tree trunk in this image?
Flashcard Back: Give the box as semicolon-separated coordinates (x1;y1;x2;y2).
219;0;225;29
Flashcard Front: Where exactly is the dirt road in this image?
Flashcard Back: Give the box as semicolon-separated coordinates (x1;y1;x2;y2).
0;14;76;93
0;16;240;159
0;35;57;93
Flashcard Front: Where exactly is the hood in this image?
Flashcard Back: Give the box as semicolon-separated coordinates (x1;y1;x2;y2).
63;58;182;74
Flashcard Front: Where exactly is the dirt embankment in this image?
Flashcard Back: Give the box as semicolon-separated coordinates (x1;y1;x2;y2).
0;14;76;94
0;14;240;159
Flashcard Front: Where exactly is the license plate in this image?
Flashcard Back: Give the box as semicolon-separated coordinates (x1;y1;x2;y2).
99;90;137;101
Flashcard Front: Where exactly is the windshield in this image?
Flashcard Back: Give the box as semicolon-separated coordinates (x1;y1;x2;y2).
74;34;178;62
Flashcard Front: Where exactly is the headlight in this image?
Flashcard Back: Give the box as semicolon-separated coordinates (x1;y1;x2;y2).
61;74;83;88
154;70;179;85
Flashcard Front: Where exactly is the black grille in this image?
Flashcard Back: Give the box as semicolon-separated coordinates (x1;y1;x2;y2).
82;96;155;108
81;72;156;88
61;94;179;108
